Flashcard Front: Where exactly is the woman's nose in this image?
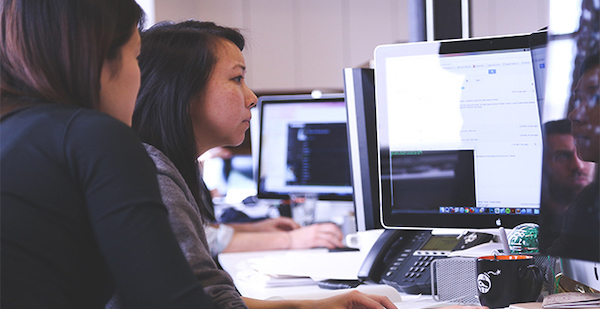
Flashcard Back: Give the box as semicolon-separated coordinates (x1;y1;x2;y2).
245;86;257;108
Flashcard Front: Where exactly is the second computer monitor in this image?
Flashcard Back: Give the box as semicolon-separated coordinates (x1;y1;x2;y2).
374;33;544;229
344;68;384;231
255;94;353;201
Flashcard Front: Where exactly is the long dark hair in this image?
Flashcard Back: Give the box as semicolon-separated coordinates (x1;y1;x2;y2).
133;21;245;214
0;0;144;109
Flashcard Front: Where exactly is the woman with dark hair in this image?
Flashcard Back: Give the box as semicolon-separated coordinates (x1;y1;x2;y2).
132;20;490;309
1;1;215;308
134;20;344;258
132;20;394;309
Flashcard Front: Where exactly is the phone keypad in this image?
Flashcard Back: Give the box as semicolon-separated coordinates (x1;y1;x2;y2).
403;256;435;280
383;252;440;284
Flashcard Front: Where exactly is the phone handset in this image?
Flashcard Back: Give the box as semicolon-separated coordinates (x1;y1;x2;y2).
357;228;496;294
357;229;419;283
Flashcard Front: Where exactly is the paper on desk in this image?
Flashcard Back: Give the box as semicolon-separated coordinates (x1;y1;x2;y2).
542;293;600;308
235;267;317;288
246;250;367;281
267;285;403;303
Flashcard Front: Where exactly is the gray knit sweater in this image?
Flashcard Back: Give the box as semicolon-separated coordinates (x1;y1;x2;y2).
107;144;247;309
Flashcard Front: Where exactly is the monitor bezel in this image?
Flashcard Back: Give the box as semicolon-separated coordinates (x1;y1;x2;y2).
343;68;384;231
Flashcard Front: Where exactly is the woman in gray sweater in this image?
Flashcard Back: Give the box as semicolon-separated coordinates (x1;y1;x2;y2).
129;20;396;309
128;19;488;309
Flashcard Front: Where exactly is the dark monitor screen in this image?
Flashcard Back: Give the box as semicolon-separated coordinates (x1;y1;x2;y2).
538;0;599;264
374;33;543;229
255;94;353;201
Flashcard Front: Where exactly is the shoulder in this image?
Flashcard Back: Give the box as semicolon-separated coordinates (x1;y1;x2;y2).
143;143;208;226
143;143;197;205
2;104;120;133
2;104;148;162
65;107;138;142
57;107;152;168
9;104;125;129
13;104;142;149
144;144;185;182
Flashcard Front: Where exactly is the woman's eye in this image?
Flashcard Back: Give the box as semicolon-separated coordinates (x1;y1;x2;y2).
233;76;243;83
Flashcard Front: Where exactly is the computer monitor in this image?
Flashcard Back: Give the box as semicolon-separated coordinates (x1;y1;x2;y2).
537;0;599;288
344;68;384;231
255;93;353;201
374;33;543;229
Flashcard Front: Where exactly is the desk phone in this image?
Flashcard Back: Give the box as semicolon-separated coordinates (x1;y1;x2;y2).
357;229;493;294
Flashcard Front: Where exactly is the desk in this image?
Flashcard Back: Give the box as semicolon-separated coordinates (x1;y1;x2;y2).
218;236;454;308
219;248;325;299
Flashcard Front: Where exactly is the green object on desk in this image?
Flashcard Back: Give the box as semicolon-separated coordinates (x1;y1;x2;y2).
508;223;539;254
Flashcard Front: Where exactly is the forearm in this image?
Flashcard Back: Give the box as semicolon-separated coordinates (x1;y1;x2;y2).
242;291;403;309
227;218;301;233
228;222;262;232
223;231;290;252
242;297;311;309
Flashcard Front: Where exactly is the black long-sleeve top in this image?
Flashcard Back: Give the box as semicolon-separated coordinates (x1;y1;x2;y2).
1;104;215;309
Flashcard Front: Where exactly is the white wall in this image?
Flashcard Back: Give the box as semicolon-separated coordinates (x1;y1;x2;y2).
135;0;155;28
150;0;548;93
470;0;549;37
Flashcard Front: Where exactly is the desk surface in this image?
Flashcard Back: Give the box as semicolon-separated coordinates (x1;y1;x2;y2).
218;248;435;306
216;228;516;308
217;238;452;308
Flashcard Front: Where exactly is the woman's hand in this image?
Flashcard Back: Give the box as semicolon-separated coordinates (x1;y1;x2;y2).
305;290;397;309
437;307;489;309
244;290;490;309
304;292;490;309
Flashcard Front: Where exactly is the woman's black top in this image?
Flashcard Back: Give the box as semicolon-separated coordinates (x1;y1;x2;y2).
1;104;215;309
